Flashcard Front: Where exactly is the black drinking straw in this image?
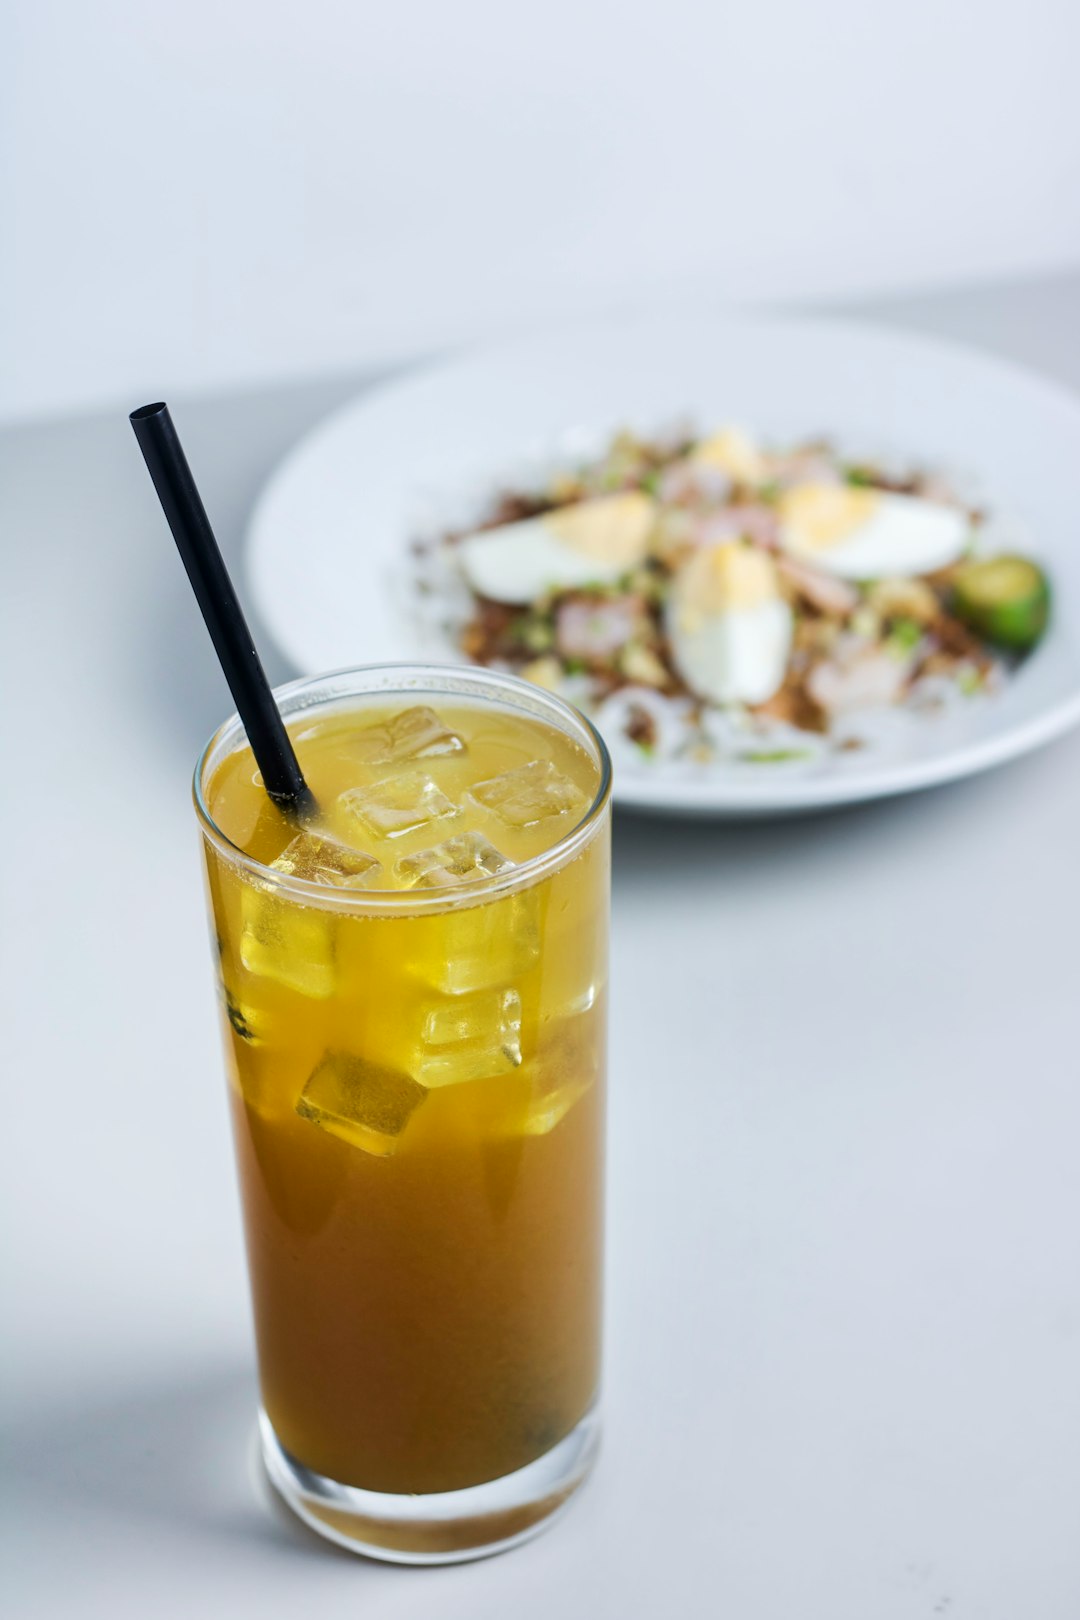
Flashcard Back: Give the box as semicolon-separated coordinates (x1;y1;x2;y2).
130;401;316;820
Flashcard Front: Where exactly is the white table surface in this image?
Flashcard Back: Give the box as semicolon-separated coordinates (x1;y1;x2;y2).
3;274;1079;1619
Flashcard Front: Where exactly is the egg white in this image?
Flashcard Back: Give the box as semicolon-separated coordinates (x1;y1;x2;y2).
458;493;654;604
666;542;792;705
778;486;969;580
669;601;793;705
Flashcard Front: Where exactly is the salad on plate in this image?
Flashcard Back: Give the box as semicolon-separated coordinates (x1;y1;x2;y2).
411;425;1050;771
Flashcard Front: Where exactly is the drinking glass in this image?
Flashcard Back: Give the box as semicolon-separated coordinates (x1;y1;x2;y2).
194;665;611;1562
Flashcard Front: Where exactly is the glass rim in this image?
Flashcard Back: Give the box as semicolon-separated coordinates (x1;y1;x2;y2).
192;662;613;915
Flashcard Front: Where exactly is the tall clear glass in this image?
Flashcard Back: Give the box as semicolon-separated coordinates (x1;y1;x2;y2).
194;665;611;1562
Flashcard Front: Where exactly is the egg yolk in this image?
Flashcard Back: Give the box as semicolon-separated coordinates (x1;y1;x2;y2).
691;427;767;485
544;492;655;567
676;540;779;632
777;484;882;552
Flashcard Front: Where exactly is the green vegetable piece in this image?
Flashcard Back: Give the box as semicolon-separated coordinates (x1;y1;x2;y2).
886;617;923;657
743;748;813;764
508;614;554;653
950;555;1050;652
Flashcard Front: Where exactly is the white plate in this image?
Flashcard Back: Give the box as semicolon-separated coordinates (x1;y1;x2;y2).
248;312;1080;817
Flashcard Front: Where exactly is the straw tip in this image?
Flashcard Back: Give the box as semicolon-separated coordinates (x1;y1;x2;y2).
130;401;168;424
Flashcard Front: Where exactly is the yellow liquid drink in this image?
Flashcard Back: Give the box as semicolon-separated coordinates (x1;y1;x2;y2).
196;667;610;1561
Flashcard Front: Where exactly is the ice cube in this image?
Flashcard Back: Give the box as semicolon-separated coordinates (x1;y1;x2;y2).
272;830;381;888
412;889;541;994
350;705;466;766
297;1051;428;1156
522;1013;600;1135
338;774;461;840
240;893;336;999
469;760;586;828
396;830;514;889
418;988;522;1086
238;833;379;999
524;1071;593;1134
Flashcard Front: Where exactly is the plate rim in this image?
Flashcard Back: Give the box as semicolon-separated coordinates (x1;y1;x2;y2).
246;306;1080;817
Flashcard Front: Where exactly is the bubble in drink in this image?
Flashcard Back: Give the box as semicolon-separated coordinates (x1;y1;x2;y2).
469;760;586;827
350;705;466;766
339;774;461;839
297;1051;428;1156
397;831;514;889
418;988;523;1086
239;832;380;998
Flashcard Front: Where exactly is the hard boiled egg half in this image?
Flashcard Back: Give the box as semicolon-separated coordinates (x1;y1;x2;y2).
666;541;792;705
690;425;768;486
777;483;969;580
458;491;655;604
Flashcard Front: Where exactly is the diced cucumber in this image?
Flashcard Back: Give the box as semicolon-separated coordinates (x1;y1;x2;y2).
950;555;1050;652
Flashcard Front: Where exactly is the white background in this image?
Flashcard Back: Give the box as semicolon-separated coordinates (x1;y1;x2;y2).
4;0;1080;422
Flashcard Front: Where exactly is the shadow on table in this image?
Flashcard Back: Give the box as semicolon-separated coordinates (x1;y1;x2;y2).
4;1365;352;1564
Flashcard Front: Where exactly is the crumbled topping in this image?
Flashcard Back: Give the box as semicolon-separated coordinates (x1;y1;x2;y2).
417;426;1036;763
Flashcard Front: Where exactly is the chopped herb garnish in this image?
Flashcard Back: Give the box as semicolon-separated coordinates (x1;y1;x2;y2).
507;615;555;652
223;988;256;1042
742;748;813;764
886;617;923;656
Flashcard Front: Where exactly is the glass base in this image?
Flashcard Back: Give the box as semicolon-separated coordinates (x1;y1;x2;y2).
259;1407;601;1565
